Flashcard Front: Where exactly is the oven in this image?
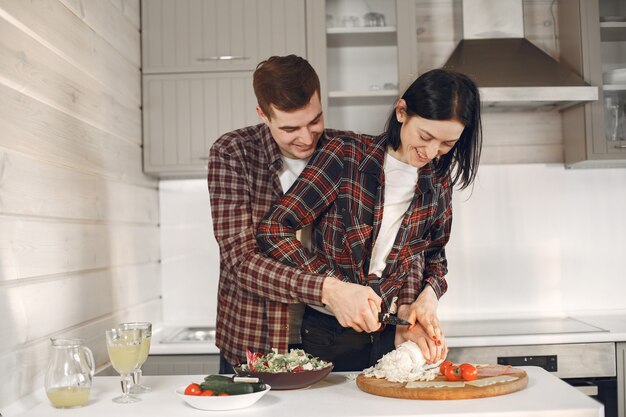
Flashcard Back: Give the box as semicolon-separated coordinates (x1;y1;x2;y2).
444;317;619;417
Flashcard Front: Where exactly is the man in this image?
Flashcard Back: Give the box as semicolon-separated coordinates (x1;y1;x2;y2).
207;55;440;373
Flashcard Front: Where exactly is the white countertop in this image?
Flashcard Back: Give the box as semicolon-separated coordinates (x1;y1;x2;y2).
445;312;626;348
12;367;603;417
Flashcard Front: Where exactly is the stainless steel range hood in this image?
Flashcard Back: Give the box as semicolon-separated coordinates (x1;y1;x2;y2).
444;0;597;111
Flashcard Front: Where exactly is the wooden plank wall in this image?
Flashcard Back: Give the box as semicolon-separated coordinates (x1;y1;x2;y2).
0;0;161;410
414;0;565;164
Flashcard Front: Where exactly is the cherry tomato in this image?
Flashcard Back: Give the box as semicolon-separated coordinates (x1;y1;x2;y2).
200;390;215;396
218;392;230;396
460;363;478;381
444;365;462;381
184;383;202;396
439;360;454;375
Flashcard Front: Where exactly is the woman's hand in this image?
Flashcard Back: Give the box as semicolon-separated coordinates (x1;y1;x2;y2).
394;321;446;363
395;285;447;363
409;285;444;342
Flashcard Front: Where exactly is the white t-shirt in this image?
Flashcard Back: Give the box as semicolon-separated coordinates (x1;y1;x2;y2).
279;156;309;194
278;155;311;343
368;152;419;278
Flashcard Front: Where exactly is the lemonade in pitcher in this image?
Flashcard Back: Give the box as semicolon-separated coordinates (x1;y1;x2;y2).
44;338;94;408
46;386;91;408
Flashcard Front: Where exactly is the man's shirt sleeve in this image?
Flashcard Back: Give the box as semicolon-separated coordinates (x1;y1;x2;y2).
207;141;325;306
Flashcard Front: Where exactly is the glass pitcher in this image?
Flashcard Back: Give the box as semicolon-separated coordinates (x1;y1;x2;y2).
44;338;95;408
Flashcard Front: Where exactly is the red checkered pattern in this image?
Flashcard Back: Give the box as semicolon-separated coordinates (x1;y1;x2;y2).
257;133;450;314
208;124;351;365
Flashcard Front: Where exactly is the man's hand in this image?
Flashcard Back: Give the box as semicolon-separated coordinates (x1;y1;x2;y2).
321;276;381;333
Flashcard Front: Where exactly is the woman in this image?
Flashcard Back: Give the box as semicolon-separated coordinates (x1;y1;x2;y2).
256;68;482;371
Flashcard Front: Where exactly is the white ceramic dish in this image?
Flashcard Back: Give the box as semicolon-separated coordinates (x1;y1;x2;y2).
175;385;271;411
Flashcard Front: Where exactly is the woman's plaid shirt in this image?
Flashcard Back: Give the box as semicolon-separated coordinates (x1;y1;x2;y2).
257;133;450;314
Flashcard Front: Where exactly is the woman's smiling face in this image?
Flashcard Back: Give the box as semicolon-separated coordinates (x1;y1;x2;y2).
391;99;465;168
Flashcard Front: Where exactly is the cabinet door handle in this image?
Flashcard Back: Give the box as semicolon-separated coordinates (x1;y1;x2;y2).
197;56;249;62
614;144;626;149
198;157;209;160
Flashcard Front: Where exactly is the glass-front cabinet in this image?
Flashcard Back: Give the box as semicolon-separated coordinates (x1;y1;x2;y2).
561;0;626;167
599;0;626;143
306;0;417;135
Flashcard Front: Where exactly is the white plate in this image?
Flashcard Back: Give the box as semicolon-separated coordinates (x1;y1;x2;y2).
175;385;271;411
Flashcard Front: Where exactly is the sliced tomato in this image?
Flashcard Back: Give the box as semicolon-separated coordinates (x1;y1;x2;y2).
200;390;215;396
184;383;202;396
459;363;478;381
292;365;304;373
439;360;454;375
444;365;462;381
218;392;230;396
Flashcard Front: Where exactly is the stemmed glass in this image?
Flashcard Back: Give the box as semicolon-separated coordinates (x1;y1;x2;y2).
105;328;143;403
119;322;152;394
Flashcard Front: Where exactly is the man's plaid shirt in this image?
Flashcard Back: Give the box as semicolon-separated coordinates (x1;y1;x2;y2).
208;124;354;365
257;133;449;314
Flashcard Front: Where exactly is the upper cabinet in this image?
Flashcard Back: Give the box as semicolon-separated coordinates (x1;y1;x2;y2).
560;0;626;167
142;0;306;74
141;0;306;177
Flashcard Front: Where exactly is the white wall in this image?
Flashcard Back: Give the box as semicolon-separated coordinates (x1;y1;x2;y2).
159;180;219;327
442;164;626;319
159;165;626;326
0;0;160;412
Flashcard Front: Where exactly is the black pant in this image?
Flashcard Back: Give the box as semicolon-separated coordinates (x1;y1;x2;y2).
300;306;395;372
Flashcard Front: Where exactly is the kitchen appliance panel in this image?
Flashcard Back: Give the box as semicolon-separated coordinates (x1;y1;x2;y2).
447;342;617;417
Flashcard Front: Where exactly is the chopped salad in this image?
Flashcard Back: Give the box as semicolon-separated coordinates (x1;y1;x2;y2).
242;349;330;373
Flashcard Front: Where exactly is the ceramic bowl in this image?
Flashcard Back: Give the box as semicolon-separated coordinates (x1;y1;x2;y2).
234;364;334;390
175;385;271;411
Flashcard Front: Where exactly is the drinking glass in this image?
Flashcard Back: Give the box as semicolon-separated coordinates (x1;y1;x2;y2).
105;328;142;403
119;322;152;394
604;96;625;141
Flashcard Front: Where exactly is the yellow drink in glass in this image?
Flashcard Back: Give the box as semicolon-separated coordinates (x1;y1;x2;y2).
119;322;152;394
107;342;141;374
46;387;90;408
138;336;151;366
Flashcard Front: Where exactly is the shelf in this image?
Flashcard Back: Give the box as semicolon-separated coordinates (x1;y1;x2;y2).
603;84;626;92
600;21;626;42
327;26;396;35
328;90;399;98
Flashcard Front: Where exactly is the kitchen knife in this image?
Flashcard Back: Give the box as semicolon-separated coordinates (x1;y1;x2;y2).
378;312;411;326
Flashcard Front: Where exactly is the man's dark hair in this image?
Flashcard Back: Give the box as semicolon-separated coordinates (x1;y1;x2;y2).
253;55;321;120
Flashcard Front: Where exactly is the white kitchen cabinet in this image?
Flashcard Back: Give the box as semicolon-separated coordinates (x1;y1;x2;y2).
142;72;257;176
142;0;306;74
306;0;417;135
560;0;626;167
142;354;219;375
141;0;306;177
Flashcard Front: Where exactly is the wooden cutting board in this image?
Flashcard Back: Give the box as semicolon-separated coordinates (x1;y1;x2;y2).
356;368;528;400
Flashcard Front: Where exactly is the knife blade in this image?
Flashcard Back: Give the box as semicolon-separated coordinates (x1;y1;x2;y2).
378;312;411;326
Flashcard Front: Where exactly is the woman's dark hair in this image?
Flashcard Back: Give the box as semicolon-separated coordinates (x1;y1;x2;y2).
253;55;321;120
385;68;482;190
